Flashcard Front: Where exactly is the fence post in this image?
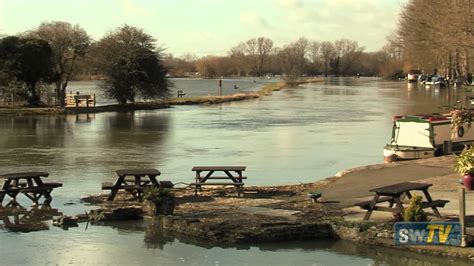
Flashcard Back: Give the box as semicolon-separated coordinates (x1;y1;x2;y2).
460;187;467;247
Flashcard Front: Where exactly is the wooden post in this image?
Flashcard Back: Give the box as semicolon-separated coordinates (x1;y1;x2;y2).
459;187;467;247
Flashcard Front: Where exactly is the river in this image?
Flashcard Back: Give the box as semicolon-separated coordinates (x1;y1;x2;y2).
0;78;471;265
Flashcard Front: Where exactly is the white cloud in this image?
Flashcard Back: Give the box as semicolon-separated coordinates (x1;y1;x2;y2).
240;11;273;30
268;0;405;51
121;0;152;18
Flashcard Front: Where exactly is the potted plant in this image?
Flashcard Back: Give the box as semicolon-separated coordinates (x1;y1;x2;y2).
450;108;473;133
143;187;175;216
454;145;474;190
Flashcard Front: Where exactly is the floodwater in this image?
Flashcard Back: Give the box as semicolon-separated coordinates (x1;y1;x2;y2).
67;77;275;106
0;78;472;265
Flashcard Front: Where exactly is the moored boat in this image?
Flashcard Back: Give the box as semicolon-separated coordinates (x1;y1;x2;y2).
407;70;422;82
383;113;474;162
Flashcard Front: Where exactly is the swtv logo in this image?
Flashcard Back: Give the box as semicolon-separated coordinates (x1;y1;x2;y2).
394;222;461;245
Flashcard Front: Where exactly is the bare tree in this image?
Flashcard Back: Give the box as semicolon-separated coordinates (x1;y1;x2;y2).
395;0;474;79
278;38;309;84
334;39;365;76
320;41;335;77
308;41;321;75
243;37;274;76
228;43;248;76
26;21;90;107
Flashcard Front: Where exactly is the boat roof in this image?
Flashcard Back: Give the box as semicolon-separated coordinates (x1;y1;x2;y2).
393;113;451;123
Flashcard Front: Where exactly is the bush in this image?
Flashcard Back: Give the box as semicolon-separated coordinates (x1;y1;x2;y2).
403;195;428;222
143;187;172;204
454;145;474;175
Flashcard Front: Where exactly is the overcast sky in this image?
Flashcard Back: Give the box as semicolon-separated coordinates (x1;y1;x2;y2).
0;0;408;57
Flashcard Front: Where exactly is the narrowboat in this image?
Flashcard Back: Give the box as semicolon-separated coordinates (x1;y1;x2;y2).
383;113;474;162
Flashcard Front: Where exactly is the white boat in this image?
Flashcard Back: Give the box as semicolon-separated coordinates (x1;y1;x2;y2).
425;76;447;87
407;70;422;82
383;113;474;162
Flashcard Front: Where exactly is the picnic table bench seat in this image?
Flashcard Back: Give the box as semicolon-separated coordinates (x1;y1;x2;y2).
43;182;63;188
102;181;173;190
19;187;53;193
421;199;449;208
354;196;396;210
190;182;245;186
101;183;148;190
202;176;247;180
6;182;62;188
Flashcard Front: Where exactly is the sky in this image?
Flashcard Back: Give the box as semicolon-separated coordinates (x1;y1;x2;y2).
0;0;408;57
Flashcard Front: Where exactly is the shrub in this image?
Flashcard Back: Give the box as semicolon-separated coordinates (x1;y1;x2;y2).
454;145;474;175
143;187;172;204
403;195;428;222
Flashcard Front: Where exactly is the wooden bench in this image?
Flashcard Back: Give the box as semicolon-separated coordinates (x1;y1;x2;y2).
101;183;148;191
19;187;52;193
43;182;63;188
422;200;449;208
190;182;245;196
354;196;396;210
203;176;247;180
102;181;172;190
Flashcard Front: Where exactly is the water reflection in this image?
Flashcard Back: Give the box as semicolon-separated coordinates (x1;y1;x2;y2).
75;113;95;123
1;78;474;264
143;217;174;249
0;204;62;233
93;218;471;265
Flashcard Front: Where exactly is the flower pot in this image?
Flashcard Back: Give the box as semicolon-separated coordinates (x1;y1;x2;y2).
463;174;474;190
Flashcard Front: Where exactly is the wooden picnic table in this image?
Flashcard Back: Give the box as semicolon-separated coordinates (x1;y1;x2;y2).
191;166;246;196
356;182;449;220
103;169;161;201
0;172;63;205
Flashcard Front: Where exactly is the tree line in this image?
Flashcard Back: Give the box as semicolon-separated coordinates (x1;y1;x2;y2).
0;22;169;106
388;0;474;81
164;37;397;84
1;20;413;107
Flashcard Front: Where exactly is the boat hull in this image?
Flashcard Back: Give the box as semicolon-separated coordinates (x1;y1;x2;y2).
383;145;435;163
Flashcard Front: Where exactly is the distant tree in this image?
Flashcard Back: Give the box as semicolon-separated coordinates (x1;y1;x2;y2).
334;39;364;76
163;53;196;77
195;56;220;78
0;36;54;106
307;41;321;75
278;38;309;85
320;41;336;77
97;25;169;104
242;37;274;76
228;43;248;76
26;21;90;106
395;0;473;79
